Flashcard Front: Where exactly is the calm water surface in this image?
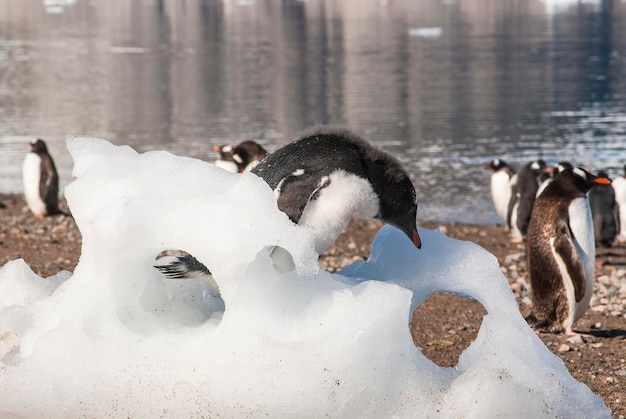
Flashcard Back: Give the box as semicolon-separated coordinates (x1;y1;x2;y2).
1;0;626;224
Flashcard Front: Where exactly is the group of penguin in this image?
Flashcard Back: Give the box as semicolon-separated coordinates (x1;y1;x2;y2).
486;159;626;247
22;128;620;335
486;159;625;335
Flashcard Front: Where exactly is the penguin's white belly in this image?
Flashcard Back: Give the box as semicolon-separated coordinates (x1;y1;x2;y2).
552;197;595;328
22;153;46;216
509;198;522;239
569;197;595;321
299;170;379;254
490;170;511;222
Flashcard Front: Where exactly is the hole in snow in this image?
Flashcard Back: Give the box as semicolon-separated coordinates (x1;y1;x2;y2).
409;292;487;368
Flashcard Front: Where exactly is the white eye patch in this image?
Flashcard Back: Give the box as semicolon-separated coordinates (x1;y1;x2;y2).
531;161;540;170
222;145;232;153
573;167;587;179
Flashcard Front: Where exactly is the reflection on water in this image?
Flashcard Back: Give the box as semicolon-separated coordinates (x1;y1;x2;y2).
1;0;625;224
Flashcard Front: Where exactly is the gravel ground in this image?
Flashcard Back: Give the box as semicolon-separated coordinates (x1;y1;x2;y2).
1;194;625;417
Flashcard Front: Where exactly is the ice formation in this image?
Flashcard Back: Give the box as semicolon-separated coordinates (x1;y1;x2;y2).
0;137;610;417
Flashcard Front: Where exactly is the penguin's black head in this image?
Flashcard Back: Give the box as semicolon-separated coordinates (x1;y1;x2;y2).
373;170;421;249
213;144;235;161
28;139;48;154
485;159;508;171
556;167;611;194
529;159;547;176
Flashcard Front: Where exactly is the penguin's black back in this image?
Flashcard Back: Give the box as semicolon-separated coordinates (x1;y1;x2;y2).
252;126;409;193
31;139;60;214
515;160;545;235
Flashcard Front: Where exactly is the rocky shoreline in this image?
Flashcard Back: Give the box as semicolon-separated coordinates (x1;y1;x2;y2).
1;194;625;417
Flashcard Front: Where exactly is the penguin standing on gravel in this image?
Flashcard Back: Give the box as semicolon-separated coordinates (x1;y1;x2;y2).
485;159;516;229
511;159;546;241
612;164;626;242
588;170;618;247
22;139;60;217
157;126;421;287
525;167;611;335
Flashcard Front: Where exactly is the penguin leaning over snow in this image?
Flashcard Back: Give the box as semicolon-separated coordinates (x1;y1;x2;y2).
588;170;618;247
611;164;626;243
156;126;422;289
485;159;516;229
22;138;60;217
525;167;611;335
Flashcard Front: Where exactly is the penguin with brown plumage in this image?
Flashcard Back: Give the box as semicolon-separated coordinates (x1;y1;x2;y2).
22;139;60;217
525;167;611;335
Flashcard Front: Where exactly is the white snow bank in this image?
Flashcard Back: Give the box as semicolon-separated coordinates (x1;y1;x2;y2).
0;137;610;418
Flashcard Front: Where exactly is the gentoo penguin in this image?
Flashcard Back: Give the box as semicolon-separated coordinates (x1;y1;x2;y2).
212;144;238;173
22;139;60;217
525;167;611;335
511;159;546;240
157;126;421;287
212;140;268;173
588;170;618;247
484;159;515;228
611;164;626;243
232;140;268;172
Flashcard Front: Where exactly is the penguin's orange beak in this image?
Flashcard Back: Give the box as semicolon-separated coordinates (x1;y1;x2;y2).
212;145;221;152
595;177;611;185
413;228;422;249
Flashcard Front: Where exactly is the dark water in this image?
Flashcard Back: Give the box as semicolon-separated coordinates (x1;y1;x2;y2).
1;0;626;224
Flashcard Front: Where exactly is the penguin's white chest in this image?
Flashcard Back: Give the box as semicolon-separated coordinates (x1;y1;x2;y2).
490;170;512;222
299;170;379;254
22;153;46;216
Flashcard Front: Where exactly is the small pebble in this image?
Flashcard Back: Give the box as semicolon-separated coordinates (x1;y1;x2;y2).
558;344;571;353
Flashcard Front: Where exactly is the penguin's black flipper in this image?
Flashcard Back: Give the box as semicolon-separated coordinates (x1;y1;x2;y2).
553;219;587;303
